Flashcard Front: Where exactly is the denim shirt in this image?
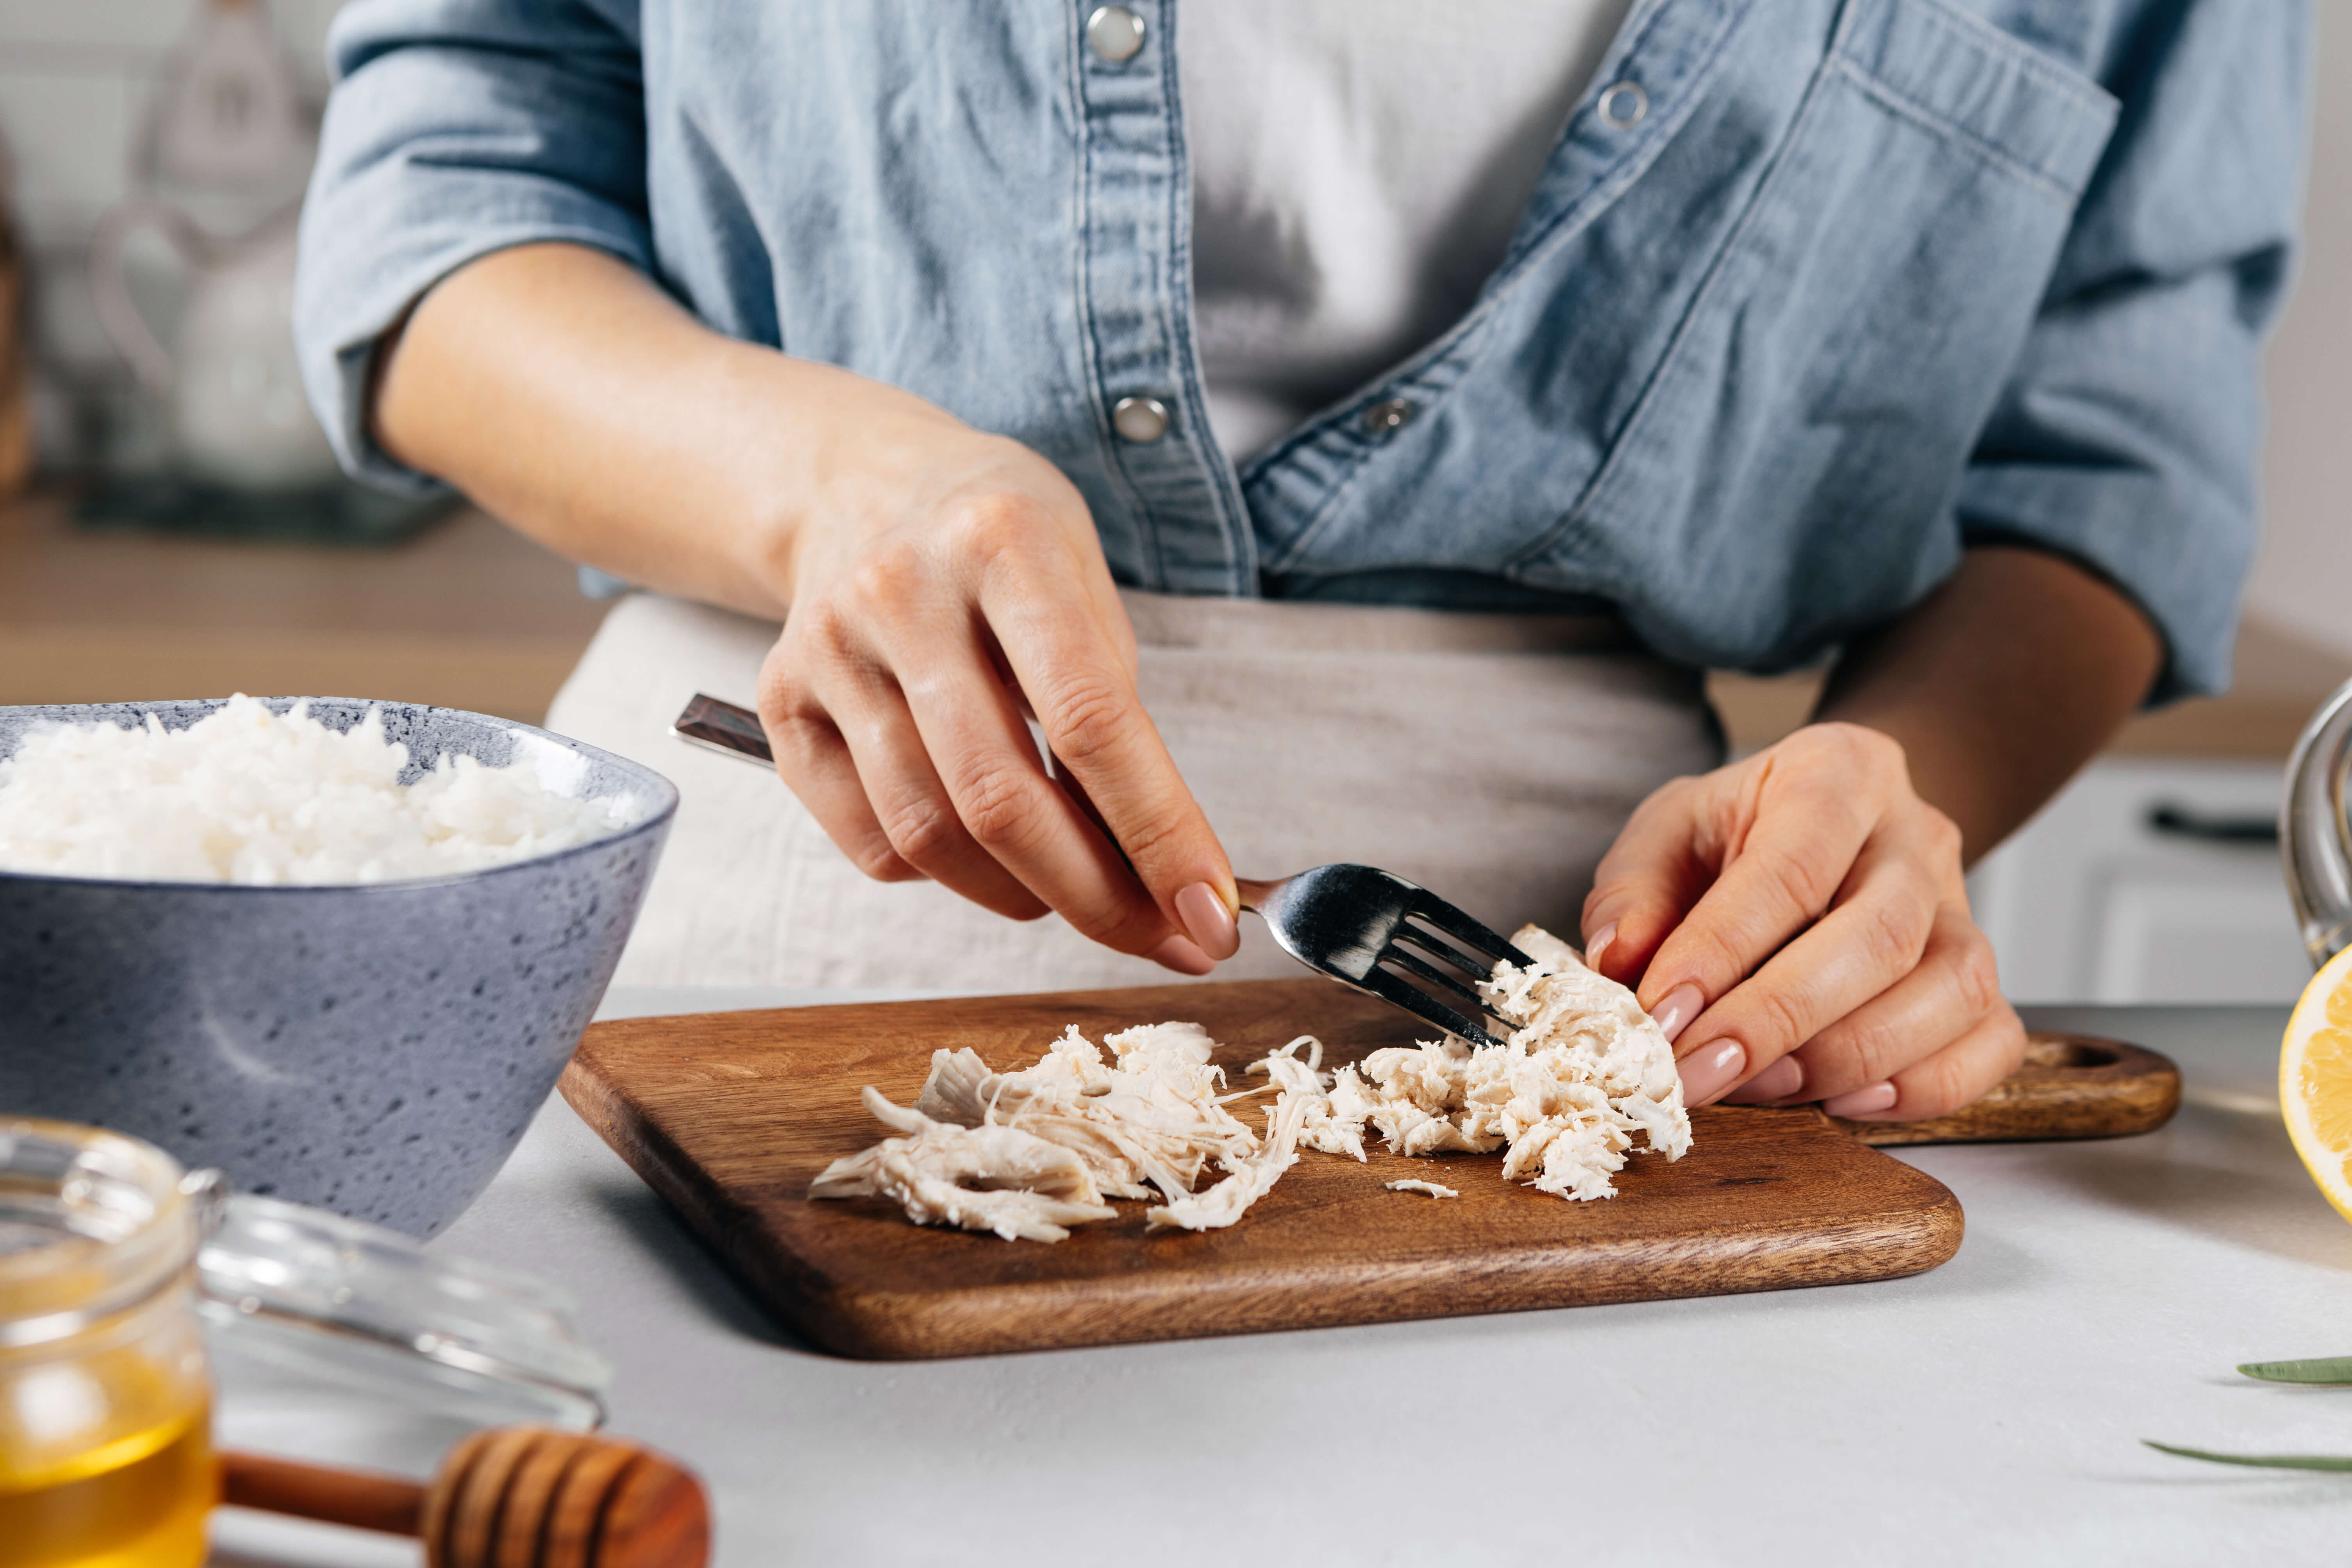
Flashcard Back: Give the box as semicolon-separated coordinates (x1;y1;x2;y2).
294;0;2308;700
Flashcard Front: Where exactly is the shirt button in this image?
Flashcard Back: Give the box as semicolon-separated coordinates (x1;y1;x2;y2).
1362;397;1416;434
1112;394;1169;443
1598;81;1649;129
1087;6;1146;63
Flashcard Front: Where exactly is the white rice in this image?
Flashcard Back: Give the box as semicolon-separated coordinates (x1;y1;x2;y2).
0;695;625;885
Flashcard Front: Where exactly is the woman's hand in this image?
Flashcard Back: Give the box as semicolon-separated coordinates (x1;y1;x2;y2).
756;408;1241;974
371;243;1241;973
1580;723;2024;1119
1583;545;2164;1120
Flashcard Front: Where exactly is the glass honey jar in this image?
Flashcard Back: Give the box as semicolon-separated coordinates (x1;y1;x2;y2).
0;1119;219;1568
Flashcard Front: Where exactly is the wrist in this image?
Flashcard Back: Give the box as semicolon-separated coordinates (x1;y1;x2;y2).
726;355;992;610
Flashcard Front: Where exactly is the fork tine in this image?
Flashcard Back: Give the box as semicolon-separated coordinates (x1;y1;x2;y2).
1404;889;1532;967
1241;863;1526;1049
1356;965;1510;1049
1391;922;1502;985
1379;942;1489;1009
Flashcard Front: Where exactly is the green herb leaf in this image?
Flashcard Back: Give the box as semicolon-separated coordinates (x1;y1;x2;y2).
2144;1441;2352;1472
2238;1356;2352;1385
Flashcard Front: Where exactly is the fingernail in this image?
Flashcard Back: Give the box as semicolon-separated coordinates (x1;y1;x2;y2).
1147;932;1216;975
1822;1082;1899;1117
1677;1040;1746;1106
1651;983;1705;1043
1722;1054;1803;1105
1174;882;1241;961
1584;923;1617;974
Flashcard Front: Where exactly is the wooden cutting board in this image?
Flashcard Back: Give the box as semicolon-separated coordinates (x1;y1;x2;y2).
560;980;2179;1359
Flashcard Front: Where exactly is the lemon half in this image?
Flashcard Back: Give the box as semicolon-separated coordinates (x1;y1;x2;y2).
2281;943;2352;1222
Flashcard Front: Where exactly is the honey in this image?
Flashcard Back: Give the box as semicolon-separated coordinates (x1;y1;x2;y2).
0;1121;220;1568
0;1405;213;1568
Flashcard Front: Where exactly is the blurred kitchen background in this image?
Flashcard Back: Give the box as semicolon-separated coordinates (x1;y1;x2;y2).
0;0;605;747
0;0;2345;1006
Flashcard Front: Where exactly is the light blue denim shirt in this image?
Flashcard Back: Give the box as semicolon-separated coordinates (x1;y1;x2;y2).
294;0;2308;701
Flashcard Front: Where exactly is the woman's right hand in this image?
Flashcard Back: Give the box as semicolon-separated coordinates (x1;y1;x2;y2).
754;398;1241;974
371;244;1239;972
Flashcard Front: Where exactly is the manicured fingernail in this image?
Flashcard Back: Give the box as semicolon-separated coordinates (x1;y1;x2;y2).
1678;1040;1746;1106
1651;983;1705;1043
1584;923;1617;973
1822;1081;1898;1117
1147;933;1216;975
1175;882;1241;960
1723;1054;1803;1105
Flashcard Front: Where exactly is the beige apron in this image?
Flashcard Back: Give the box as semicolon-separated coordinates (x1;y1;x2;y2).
546;591;1723;992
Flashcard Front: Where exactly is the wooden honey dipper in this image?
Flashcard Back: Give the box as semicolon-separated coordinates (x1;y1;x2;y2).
218;1424;710;1568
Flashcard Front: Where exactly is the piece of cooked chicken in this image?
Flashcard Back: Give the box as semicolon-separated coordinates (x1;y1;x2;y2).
1147;1078;1314;1231
913;1022;1259;1200
1385;1179;1459;1199
809;1087;1119;1242
816;1022;1314;1241
1260;923;1690;1201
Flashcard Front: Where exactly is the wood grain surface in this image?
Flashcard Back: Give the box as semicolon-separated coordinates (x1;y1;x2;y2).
563;979;2017;1359
1838;1032;2179;1146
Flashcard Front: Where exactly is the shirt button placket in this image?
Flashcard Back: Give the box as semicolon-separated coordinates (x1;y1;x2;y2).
1094;11;1164;455
1077;0;1261;594
1076;0;1253;594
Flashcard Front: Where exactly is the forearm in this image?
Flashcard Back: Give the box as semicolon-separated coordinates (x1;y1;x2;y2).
370;242;972;620
1813;545;2163;864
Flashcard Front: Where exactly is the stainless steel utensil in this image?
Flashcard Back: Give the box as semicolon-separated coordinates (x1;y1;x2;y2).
673;694;1533;1044
2284;676;2352;967
1234;865;1531;1046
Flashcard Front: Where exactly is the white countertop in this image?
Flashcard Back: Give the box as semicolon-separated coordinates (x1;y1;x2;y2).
210;995;2352;1567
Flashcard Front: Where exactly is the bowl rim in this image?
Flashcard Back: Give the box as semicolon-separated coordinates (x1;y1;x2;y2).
0;696;682;894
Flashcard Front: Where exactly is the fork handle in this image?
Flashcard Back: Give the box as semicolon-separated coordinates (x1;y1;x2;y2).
679;701;1294;912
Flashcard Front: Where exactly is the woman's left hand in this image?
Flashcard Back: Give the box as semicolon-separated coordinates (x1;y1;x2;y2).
1579;722;2025;1119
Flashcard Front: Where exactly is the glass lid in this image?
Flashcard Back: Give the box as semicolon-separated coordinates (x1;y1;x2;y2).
198;1192;611;1434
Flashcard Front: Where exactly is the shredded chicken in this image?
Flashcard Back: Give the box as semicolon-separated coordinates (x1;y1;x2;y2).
811;924;1694;1239
807;1087;1118;1241
1148;1080;1313;1231
1257;924;1689;1201
815;1022;1318;1240
910;1021;1259;1201
1385;1179;1459;1199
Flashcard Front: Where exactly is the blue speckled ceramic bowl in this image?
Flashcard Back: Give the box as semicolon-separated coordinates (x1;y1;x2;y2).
0;698;677;1237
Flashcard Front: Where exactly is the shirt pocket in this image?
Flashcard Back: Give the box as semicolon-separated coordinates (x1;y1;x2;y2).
1512;0;2120;671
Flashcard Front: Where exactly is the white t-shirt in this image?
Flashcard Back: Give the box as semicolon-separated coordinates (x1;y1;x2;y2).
1181;0;1635;462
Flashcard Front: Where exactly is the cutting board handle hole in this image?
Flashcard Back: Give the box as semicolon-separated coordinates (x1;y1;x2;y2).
2026;1038;2119;1071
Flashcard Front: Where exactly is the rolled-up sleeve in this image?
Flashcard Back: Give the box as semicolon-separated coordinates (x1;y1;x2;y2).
293;0;651;493
1956;0;2309;702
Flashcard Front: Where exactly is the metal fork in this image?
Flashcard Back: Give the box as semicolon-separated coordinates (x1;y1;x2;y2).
674;694;1534;1045
1236;865;1532;1047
